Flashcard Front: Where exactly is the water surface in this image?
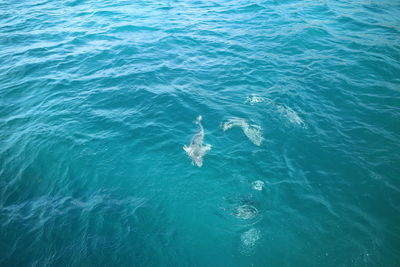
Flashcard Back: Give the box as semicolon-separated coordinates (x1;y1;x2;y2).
1;0;400;266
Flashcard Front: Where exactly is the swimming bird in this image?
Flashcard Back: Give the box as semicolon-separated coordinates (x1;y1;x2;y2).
183;115;211;167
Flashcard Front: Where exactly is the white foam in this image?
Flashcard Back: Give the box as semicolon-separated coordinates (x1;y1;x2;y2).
240;228;262;255
223;117;264;146
245;95;265;105
234;205;258;220
251;180;265;191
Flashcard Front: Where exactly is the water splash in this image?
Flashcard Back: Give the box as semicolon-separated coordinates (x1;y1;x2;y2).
223;117;264;146
183;115;211;167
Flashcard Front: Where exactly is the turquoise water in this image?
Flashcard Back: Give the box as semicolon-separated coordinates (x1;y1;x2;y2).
1;0;400;265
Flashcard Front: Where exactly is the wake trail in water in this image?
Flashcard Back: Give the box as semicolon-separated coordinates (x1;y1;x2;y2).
223;117;264;146
183;115;211;167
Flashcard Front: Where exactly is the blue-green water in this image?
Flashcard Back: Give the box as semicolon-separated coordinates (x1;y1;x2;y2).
1;0;400;266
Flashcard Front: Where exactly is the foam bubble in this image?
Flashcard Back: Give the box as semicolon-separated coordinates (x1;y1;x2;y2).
234;205;258;220
245;95;265;105
240;228;262;255
252;180;265;191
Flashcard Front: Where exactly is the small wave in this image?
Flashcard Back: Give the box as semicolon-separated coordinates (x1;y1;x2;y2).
223;117;264;146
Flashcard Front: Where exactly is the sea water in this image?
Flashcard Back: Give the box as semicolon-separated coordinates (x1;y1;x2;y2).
1;0;400;266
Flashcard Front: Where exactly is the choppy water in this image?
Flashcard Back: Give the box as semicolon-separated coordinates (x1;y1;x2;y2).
1;0;400;266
